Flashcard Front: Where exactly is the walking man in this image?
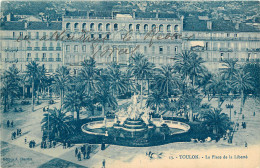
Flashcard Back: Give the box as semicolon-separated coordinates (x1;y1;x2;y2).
25;137;27;144
7;120;10;127
77;152;81;161
75;147;78;157
11;121;13;127
102;159;106;168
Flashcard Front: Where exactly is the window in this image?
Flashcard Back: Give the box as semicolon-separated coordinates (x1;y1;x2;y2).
227;33;230;37
205;42;209;50
159;46;163;54
167;25;171;32
82;23;86;30
144;24;148;32
28;32;31;38
98;23;102;31
174;25;179;32
27;53;31;61
36;32;39;39
167;46;170;54
90;23;95;31
234;34;237;38
20;32;23;38
114;23;118;31
43;32;46;37
74;23;79;30
129;24;133;30
174;46;178;54
152;24;156;32
91;34;94;39
66;23;71;30
106;23;110;31
152;46;155;54
13;32;15;39
82;45;86;52
66;45;70;52
42;53;46;61
136;24;140;31
106;34;110;39
99;34;102;39
159;25;163;32
144;46;147;53
49;64;53;72
74;45;78;52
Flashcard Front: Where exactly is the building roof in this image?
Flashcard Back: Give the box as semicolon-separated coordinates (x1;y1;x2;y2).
0;21;62;30
183;16;260;32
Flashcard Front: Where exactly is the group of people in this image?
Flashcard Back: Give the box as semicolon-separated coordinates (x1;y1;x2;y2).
29;140;36;148
62;140;71;149
242;122;247;129
75;144;92;161
7;120;14;127
40;140;57;149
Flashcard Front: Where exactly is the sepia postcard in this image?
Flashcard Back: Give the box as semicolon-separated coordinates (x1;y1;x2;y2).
0;0;260;168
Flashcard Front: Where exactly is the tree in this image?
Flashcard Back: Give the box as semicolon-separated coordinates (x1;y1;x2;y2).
153;65;180;97
129;53;154;106
220;59;238;92
106;62;127;96
26;61;41;111
0;66;21;112
232;68;254;114
243;62;260;98
41;108;74;140
63;87;87;120
146;90;169;115
95;74;117;116
52;66;71;109
200;108;231;135
205;74;228;107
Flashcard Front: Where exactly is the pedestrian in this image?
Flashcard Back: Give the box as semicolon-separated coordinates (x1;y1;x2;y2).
101;142;105;150
68;141;71;148
13;132;16;139
43;107;45;112
25;137;27;144
81;146;84;153
242;114;245;120
44;141;47;149
253;112;255;116
102;159;106;168
75;147;78;157
245;141;247;148
17;129;19;136
234;110;237;115
244;122;247;129
77;152;81;161
41;141;43;149
83;151;86;159
63;141;66;149
11;121;13;127
11;133;13;140
53;141;56;148
7;120;10;127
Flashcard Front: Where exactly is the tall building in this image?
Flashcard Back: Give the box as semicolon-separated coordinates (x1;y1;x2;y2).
1;11;259;73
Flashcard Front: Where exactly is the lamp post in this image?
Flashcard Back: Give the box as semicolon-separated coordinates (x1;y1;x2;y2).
47;105;50;143
226;92;233;120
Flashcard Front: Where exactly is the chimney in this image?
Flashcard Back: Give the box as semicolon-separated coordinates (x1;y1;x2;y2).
207;21;212;30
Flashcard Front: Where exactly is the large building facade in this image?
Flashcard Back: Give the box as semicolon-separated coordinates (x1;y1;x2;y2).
1;11;259;73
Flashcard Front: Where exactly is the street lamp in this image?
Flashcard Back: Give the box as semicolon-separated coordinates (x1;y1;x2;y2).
226;92;234;120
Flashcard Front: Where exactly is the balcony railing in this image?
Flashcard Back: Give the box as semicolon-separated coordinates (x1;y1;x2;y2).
34;58;40;61
48;58;54;62
219;48;233;52
42;47;47;51
27;47;32;51
34;47;40;51
42;58;47;62
56;47;61;51
48;47;54;51
56;58;62;62
26;58;32;62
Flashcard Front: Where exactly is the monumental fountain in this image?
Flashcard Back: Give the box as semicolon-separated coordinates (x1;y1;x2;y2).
81;94;190;146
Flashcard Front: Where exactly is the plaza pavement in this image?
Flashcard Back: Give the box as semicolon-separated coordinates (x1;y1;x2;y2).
1;97;260;168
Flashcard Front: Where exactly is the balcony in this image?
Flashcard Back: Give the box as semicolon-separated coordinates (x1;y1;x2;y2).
34;58;40;61
56;58;62;62
42;58;47;62
42;47;47;51
219;48;233;52
56;47;61;51
48;47;54;51
27;47;32;51
48;58;54;62
246;48;260;52
34;47;40;51
26;58;32;62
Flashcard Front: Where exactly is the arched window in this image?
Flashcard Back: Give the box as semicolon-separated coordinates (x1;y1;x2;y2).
136;24;140;31
74;23;79;30
144;24;148;32
174;25;179;32
106;23;110;31
66;23;71;30
114;23;118;31
129;24;133;30
98;23;102;31
167;25;171;32
82;23;86;30
90;23;95;31
159;24;163;32
152;24;156;32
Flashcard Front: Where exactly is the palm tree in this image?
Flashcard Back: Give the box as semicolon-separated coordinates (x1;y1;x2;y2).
41;108;74;140
153;65;180;97
95;75;118;116
63;88;87;120
232;68;254;114
78;58;100;96
129;53;154;106
106;63;127;96
146;90;169;115
26;61;41;111
52;66;71;109
205;73;227;107
200;108;231;135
